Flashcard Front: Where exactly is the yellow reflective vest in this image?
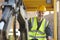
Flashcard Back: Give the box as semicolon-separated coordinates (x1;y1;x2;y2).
28;17;49;40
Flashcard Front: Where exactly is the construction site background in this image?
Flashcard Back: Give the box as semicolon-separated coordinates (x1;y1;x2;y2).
0;0;60;40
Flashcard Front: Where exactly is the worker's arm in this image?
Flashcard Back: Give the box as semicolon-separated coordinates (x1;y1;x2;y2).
45;23;53;40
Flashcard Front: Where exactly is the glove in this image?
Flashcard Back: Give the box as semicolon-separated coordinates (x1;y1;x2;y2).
47;36;52;40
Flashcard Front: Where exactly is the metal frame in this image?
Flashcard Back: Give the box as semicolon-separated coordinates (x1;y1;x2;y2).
54;0;57;40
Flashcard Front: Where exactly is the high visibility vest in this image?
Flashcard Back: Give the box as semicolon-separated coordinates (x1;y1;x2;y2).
28;17;49;40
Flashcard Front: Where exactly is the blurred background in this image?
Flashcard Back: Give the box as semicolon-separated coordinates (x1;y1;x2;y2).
0;0;60;40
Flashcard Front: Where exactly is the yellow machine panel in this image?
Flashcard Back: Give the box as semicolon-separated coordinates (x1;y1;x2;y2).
23;0;54;11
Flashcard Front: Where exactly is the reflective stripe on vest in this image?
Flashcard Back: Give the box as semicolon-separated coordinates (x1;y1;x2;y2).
29;17;49;40
29;35;46;38
31;17;37;30
30;30;45;34
39;19;46;33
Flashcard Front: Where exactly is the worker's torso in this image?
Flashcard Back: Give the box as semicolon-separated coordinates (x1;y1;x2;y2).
28;17;48;40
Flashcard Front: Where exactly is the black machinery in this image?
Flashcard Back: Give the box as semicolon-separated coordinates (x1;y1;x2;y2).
0;0;28;40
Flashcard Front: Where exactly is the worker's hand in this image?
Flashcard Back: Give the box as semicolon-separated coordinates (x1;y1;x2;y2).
47;36;52;40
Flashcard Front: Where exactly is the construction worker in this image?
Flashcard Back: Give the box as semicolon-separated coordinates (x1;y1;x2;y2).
28;5;52;40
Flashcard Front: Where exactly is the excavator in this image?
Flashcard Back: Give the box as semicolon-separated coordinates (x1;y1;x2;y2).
0;0;57;40
0;0;28;40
